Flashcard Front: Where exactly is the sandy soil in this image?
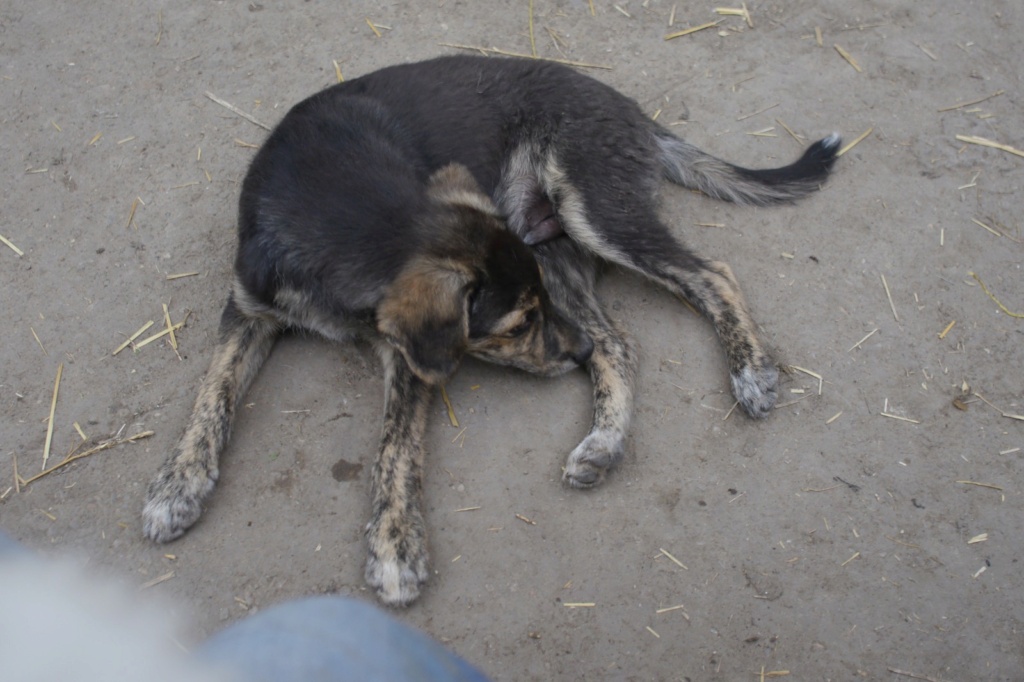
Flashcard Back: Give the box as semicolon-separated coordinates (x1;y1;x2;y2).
2;1;1022;680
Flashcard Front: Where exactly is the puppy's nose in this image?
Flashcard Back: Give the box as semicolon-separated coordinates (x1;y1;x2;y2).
572;333;594;365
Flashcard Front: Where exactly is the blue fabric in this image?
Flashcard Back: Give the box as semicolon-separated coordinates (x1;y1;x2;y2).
197;597;490;682
0;531;26;557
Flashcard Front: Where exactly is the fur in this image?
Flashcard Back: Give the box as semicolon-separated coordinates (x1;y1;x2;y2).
143;55;839;606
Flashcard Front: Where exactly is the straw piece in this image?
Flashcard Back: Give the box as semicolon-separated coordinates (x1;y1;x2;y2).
134;321;186;350
659;547;688;570
880;412;920;424
955;134;1024;159
916;43;938;61
969;272;1024;319
440;385;459;427
451;427;468;445
162;303;178;350
664;20;722;41
825;411;843;425
528;0;537;58
655;604;686;614
776;118;805;144
833;44;862;72
126;196;141;229
971;218;1001;237
333;60;344;83
938;90;1004;112
715;3;752;28
887;668;945;682
789;365;823;395
736;102;778;121
937;320;956;339
848;328;878;351
42;363;63;471
563;602;595;608
73;422;88;441
840;551;860;567
140;571;175;590
30;327;47;355
365;18;382;38
112;320;155;355
166;272;200;280
836;127;873;156
880;274;899;321
0;232;24;257
20;430;155;488
204;92;271;131
956;480;1002;491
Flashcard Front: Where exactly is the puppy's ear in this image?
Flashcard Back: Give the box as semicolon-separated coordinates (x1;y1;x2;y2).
377;257;474;384
427;163;500;217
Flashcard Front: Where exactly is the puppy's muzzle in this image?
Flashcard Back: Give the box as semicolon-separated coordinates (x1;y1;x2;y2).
547;307;593;367
570;331;594;366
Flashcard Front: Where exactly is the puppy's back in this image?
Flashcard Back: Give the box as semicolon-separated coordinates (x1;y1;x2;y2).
236;96;428;312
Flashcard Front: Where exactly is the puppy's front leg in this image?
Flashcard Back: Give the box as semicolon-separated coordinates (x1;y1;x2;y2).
144;296;278;542
537;248;639;488
564;307;638;488
365;346;433;606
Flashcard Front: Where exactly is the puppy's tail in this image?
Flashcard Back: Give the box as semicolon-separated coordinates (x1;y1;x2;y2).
654;130;841;206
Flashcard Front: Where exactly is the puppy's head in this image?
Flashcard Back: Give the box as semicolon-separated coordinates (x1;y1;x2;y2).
377;164;593;384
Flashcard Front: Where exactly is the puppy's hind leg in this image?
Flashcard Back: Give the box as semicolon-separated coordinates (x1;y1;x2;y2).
143;293;279;542
554;188;777;418
615;236;778;418
364;345;433;606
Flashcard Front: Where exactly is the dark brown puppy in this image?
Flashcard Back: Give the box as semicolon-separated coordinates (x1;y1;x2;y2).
144;55;839;606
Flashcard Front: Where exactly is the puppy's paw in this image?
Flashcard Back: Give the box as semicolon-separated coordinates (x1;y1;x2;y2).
142;463;215;543
730;362;779;419
365;514;429;607
563;430;625;489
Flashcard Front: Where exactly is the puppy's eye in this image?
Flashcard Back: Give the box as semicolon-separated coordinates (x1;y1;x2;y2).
508;321;531;336
468;284;482;315
507;310;537;337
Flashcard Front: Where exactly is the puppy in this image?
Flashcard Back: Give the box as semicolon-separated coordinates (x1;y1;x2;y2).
144;55;839;606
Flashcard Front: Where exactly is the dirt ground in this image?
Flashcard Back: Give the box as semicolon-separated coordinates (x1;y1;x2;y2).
2;1;1022;680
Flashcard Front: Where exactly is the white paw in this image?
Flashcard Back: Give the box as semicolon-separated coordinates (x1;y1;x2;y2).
730;364;779;418
142;468;214;543
365;553;429;607
563;430;625;489
364;514;429;607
